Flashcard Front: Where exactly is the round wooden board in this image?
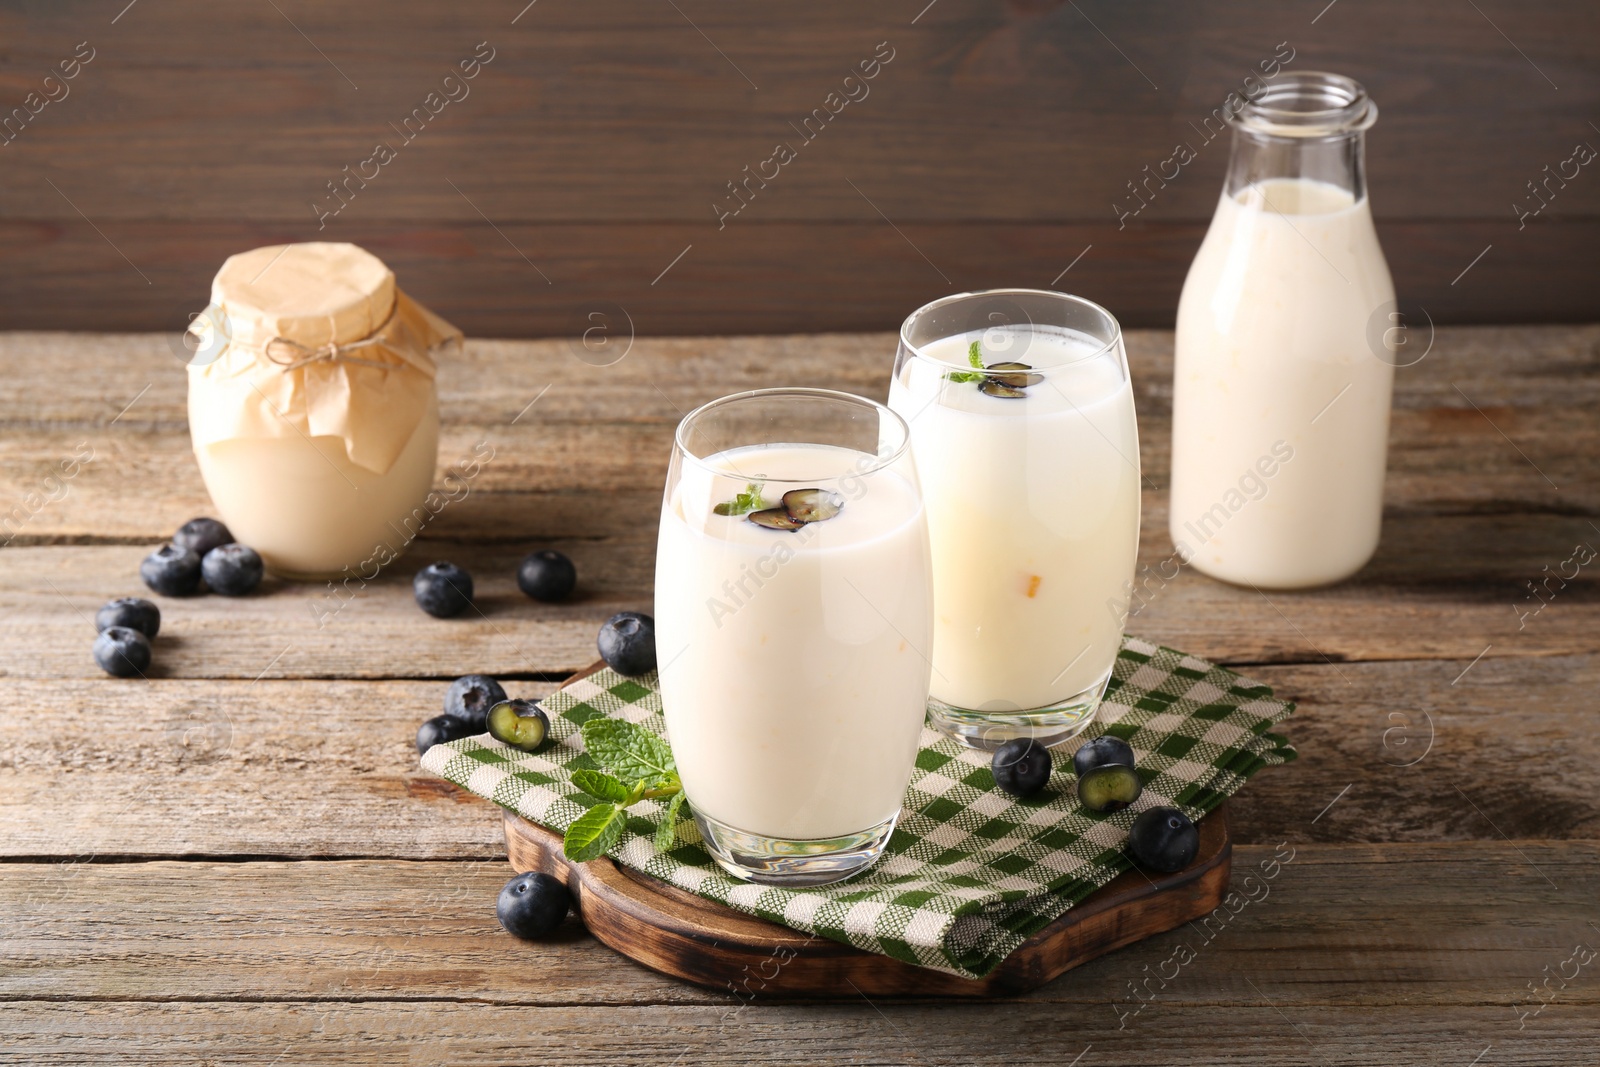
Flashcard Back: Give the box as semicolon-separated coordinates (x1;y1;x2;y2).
503;804;1231;997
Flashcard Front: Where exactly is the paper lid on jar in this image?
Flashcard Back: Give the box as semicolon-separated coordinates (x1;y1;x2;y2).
211;242;396;349
186;242;458;476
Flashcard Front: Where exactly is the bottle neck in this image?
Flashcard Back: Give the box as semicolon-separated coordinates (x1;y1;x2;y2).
1225;126;1368;204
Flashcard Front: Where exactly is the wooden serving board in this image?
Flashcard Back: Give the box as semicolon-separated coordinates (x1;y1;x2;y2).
503;804;1231;997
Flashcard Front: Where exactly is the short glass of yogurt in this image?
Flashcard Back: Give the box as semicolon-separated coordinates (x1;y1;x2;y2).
655;388;933;885
888;290;1141;750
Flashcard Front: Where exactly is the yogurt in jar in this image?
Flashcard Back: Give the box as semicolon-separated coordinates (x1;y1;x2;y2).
187;243;454;580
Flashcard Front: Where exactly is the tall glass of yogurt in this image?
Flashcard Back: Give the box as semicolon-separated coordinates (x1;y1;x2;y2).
1171;72;1395;588
655;388;932;885
888;290;1140;750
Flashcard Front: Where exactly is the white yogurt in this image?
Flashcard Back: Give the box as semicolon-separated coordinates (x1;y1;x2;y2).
1171;177;1395;588
888;325;1141;712
655;443;932;841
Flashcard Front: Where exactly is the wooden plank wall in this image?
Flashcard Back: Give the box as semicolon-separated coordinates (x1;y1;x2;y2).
0;0;1596;337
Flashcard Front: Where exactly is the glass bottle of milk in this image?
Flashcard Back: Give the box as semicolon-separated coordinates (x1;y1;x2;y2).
1170;72;1395;588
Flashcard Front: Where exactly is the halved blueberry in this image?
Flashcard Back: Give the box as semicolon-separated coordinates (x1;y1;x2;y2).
748;507;805;531
487;699;549;752
1077;763;1142;813
781;488;844;523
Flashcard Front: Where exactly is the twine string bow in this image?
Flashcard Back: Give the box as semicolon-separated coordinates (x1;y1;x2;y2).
262;333;396;372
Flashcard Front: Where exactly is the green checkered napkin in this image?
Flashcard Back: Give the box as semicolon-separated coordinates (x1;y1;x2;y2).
421;635;1295;979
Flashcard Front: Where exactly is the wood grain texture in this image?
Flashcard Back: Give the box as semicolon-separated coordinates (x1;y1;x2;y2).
2;653;1597;862
501;807;1232;996
1;326;1593;538
2;843;1595;1008
0;321;1594;1060
0;1001;1593;1067
1;1;1597;333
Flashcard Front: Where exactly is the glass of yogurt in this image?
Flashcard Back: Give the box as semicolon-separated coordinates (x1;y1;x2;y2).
888;290;1140;750
655;388;933;885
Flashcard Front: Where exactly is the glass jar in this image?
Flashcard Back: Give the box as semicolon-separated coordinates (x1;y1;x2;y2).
186;243;455;580
1170;72;1395;589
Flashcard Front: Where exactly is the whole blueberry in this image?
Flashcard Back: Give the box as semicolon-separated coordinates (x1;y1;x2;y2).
416;714;475;755
95;597;160;640
597;612;656;676
517;550;576;603
1072;735;1136;779
201;543;263;596
496;872;571;940
1128;807;1200;874
443;674;507;731
413;561;473;618
173;517;234;557
991;737;1053;798
93;625;151;678
140;543;203;597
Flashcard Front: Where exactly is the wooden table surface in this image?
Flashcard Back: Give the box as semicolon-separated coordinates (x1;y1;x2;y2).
1;326;1596;1064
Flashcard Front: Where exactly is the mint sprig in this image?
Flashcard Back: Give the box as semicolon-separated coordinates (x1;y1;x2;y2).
945;339;987;383
562;718;689;861
713;481;767;516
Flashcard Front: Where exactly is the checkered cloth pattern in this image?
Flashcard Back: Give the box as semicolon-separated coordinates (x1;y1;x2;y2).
421;635;1296;978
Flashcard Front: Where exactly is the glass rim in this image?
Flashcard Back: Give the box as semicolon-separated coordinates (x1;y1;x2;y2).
898;287;1124;373
1235;71;1377;138
673;386;913;484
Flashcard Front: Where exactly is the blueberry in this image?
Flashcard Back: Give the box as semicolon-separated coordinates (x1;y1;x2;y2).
597;612;656;675
517;550;576;603
140;543;203;597
1072;735;1136;779
95;597;160;639
1076;763;1143;813
201;543;263;596
496;872;571;940
1128;807;1200;873
173;517;233;557
93;625;151;678
413;561;473;618
416;714;475;755
443;674;507;730
487;699;549;752
991;737;1052;798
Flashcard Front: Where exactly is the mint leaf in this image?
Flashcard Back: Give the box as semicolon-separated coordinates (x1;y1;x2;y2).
581;718;677;785
570;768;629;803
943;339;988;383
654;791;687;851
563;802;625;861
713;481;767;516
